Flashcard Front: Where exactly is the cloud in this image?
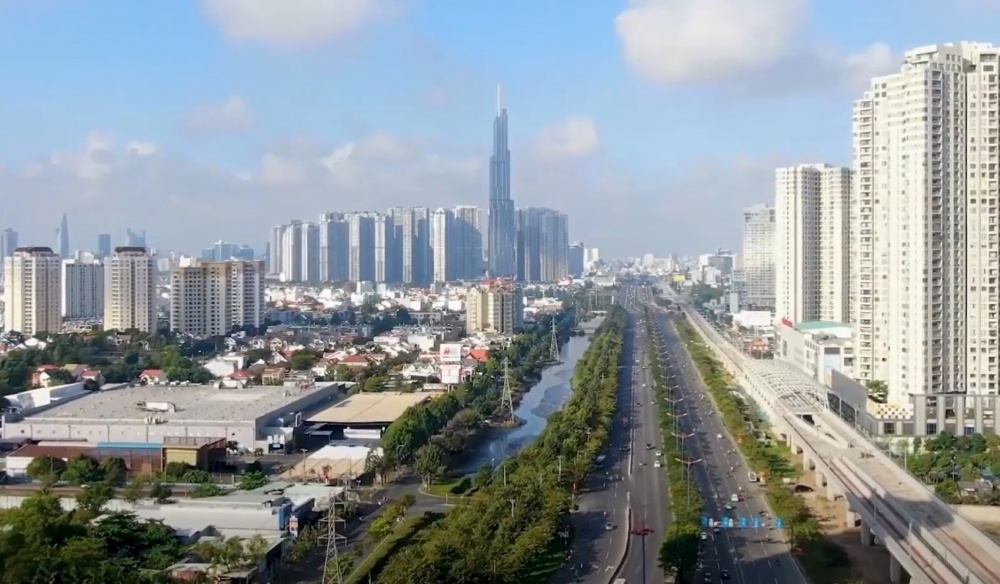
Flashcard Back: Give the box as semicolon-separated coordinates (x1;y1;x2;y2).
615;0;896;96
0;128;779;257
201;0;401;49
182;96;254;134
534;117;601;163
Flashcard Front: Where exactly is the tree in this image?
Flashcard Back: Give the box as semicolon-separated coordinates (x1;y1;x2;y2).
238;470;268;491
121;476;147;506
191;483;224;498
289;351;319;371
62;454;104;486
75;480;115;517
25;455;67;481
659;522;701;580
100;457;128;483
414;443;446;487
149;479;173;504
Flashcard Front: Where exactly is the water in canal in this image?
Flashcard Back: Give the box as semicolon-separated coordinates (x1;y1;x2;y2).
460;319;603;474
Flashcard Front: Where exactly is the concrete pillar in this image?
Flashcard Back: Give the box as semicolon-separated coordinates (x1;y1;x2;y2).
889;554;903;584
825;480;841;501
860;521;873;546
844;508;857;527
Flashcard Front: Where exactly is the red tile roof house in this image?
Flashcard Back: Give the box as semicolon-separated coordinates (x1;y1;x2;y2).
337;354;371;370
227;370;254;383
80;370;105;385
261;367;287;385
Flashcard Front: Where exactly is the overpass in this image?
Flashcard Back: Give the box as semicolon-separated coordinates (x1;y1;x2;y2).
662;289;1000;584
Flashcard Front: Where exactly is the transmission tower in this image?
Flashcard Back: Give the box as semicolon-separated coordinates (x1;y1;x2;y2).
320;467;352;584
548;317;561;362
500;358;516;425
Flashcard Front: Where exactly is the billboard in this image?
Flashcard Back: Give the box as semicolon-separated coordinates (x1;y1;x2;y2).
439;364;462;385
439;343;463;363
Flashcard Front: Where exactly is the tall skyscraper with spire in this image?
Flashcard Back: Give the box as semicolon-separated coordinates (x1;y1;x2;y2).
487;85;516;278
56;213;70;258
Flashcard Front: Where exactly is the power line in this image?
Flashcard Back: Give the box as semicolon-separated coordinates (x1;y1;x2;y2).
500;357;516;426
321;463;355;584
548;317;561;363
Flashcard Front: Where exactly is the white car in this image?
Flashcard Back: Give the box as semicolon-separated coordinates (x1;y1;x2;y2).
654;461;662;468
655;450;662;457
700;532;707;540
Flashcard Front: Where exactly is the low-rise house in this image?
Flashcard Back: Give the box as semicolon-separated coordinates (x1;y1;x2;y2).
33;365;62;387
140;369;169;385
80;369;105;385
261;368;287;385
336;355;370;370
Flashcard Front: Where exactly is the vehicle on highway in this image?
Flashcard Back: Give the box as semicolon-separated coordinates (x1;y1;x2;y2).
655;450;662;457
748;471;759;483
724;503;733;510
730;494;739;503
654;461;662;468
700;532;707;541
716;433;722;439
720;569;730;580
645;443;653;450
604;522;615;531
703;573;712;582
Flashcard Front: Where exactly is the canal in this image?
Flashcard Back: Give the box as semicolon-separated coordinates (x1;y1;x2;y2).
460;318;604;474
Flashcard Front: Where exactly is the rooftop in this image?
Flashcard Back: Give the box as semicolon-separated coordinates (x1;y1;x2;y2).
20;382;342;425
796;320;849;331
306;391;439;425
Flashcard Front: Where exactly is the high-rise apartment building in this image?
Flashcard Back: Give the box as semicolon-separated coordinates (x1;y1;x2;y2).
569;242;585;277
62;257;104;319
516;208;569;282
774;164;852;324
348;213;377;282
465;283;524;334
452;206;484;280
279;221;303;282
300;222;320;282
741;204;776;309
374;214;394;283
487;87;517;278
430;209;452;282
3;247;62;335
103;247;155;332
319;213;350;282
126;228;146;248
170;260;265;337
852;42;1000;402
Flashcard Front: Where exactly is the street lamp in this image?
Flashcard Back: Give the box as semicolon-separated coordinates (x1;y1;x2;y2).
672;430;695;456
675;457;703;507
629;521;655;584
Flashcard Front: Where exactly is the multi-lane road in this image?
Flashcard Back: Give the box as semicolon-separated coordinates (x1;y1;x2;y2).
653;306;806;584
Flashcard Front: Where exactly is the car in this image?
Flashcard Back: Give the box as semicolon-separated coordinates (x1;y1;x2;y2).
730;494;739;503
713;526;721;533
720;569;730;580
654;461;662;468
717;433;723;440
604;522;615;531
700;532;707;540
703;574;712;583
646;443;653;450
655;450;662;457
725;503;733;511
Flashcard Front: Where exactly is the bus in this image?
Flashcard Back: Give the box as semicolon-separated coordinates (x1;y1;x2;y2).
748;471;759;483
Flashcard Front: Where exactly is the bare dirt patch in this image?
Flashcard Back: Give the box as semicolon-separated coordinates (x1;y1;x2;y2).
799;468;891;584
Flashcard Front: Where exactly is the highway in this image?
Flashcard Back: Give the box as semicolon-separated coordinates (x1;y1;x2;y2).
616;285;671;583
653;308;806;584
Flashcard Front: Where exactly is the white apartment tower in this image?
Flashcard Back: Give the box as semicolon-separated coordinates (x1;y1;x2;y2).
775;164;852;325
104;247;156;332
741;204;776;309
170;260;265;337
853;42;1000;403
62;257;104;319
3;247;61;335
431;208;451;283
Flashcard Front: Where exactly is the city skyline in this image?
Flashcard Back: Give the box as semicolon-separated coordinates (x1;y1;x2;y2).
6;2;995;256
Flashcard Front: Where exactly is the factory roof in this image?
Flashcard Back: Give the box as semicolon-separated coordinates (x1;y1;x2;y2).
305;391;440;425
20;382;341;425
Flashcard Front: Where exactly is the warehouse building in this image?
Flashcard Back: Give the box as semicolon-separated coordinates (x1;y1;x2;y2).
4;436;228;477
1;381;346;451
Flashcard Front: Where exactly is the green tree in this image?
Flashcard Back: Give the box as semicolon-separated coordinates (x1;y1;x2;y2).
99;457;128;484
75;480;115;517
149;479;173;504
62;454;104;485
121;476;147;506
659;522;701;580
25;455;67;481
238;470;268;491
289;351;319;371
191;482;224;498
414;443;446;487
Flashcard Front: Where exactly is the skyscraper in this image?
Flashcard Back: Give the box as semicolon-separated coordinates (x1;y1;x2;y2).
104;247;155;332
97;233;112;259
170;260;265;336
56;213;70;258
487;85;517;278
4;247;62;335
741;204;775;309
0;229;18;259
774;164;851;325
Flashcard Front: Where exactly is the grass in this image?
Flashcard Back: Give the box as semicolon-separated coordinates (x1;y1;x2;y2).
345;512;444;584
425;476;472;497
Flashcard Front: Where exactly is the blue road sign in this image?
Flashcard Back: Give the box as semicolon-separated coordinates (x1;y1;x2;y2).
701;516;709;527
775;518;784;529
753;517;761;529
725;517;733;528
740;517;748;529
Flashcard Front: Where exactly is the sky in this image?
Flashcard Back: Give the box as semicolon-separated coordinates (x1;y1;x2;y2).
1;0;999;258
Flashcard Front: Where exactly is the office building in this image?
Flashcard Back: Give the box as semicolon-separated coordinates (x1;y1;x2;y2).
487;86;517;278
0;229;18;259
852;42;1000;402
741;204;776;309
56;213;70;259
569;242;585;277
774;164;852;325
96;234;112;259
126;228;146;248
516;208;569;282
170;260;265;337
465;283;524;334
103;247;155;332
3;247;61;335
62;257;104;319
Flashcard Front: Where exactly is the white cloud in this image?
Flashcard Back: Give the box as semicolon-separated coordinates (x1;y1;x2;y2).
534;117;601;163
201;0;399;49
615;0;896;95
0;128;778;257
182;95;254;134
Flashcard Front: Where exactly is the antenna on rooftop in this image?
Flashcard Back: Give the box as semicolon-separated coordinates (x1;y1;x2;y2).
500;358;515;426
320;461;355;584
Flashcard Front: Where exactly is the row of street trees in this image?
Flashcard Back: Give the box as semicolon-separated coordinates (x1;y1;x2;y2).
645;312;703;582
370;308;627;584
674;320;853;579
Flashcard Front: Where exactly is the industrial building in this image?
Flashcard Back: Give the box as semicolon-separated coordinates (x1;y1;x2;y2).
299;391;440;444
4;437;227;478
1;381;347;451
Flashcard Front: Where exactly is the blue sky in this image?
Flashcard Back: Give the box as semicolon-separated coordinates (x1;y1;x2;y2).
0;0;998;256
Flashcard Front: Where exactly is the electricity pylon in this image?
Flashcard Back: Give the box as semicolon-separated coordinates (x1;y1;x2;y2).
548;317;561;363
321;468;352;584
500;358;516;425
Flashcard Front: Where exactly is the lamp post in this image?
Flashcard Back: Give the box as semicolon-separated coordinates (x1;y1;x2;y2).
675;457;703;507
629;521;654;584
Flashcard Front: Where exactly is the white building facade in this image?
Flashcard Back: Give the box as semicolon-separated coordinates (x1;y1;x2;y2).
853;42;1000;403
741;204;776;309
774;164;852;325
61;257;104;319
104;247;156;332
3;247;61;335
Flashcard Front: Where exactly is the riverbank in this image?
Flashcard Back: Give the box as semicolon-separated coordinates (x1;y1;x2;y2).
457;318;603;474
